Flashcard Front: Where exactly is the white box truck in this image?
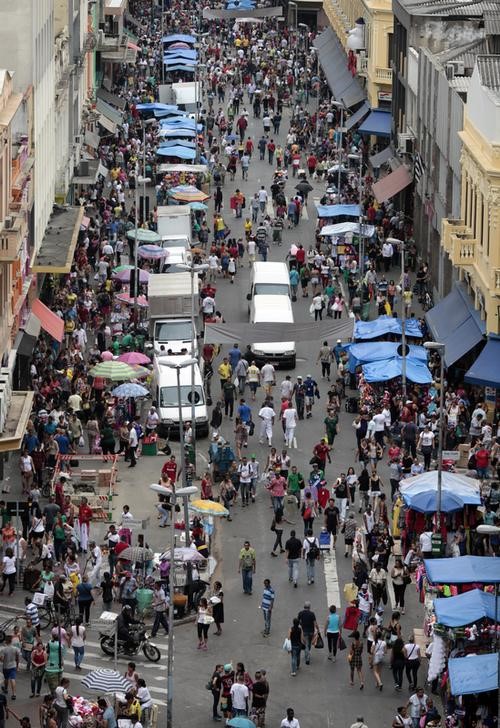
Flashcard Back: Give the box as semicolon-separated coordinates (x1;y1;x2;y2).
148;272;198;356
156;205;192;242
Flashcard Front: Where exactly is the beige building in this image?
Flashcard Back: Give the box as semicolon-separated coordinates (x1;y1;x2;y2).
0;70;34;452
322;0;393;108
441;56;500;336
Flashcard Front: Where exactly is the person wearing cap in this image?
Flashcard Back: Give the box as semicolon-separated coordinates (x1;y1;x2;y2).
332;339;343;365
350;717;369;728
303;374;319;419
220;664;235;720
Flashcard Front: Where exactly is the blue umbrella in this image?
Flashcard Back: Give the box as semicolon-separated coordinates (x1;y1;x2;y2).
111;383;149;398
227;719;256;728
402;489;464;514
189;201;208;211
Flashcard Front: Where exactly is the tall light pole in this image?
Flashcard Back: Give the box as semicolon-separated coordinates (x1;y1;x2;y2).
133;172;151;319
331;100;345;197
289;1;298;93
177;262;209;474
159;357;198;545
152;481;197;728
348;152;365;276
476;523;500;718
387;237;407;396
423;341;445;533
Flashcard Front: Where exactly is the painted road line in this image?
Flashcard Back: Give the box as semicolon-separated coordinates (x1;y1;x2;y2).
323;548;341;609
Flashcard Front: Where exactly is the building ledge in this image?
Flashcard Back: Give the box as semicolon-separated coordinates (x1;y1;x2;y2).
31;205;84;273
0;391;34;453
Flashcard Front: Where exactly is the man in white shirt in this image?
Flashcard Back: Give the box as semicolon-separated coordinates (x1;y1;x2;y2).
381;240;394;272
230;675;249;716
260;362;276;396
281;708;300;728
201;295;216;318
419;531;433;559
258;185;268;212
145;407;159;435
258;404;275;447
88;541;103;586
280;375;294;400
283;406;298;448
372;409;387;447
208;254;219;282
127;424;138;468
407;688;428;728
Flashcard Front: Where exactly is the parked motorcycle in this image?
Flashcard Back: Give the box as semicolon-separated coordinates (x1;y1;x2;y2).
99;625;161;662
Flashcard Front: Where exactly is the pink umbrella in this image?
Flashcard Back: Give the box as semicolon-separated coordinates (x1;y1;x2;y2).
118;352;151;365
115;293;149;307
113;268;150;284
101;351;114;361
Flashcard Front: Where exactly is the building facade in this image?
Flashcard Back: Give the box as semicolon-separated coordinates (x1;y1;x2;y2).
322;0;393;108
441;56;500;335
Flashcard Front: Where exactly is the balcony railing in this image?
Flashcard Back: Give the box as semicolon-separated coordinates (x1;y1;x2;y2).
375;67;392;84
458;240;476;263
0;211;27;262
441;218;468;255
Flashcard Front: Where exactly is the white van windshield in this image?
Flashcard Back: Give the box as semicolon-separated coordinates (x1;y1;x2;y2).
254;283;290;296
160;385;205;407
155;320;193;341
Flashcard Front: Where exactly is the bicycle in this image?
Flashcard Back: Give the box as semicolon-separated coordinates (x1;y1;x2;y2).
38;600;76;631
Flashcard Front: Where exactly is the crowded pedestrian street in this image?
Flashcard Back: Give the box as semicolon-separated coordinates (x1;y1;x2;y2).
0;1;498;728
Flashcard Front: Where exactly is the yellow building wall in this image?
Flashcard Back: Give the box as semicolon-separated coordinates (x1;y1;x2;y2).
457;117;500;334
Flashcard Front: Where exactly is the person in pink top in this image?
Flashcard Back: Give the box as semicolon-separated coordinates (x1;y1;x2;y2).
267;474;286;513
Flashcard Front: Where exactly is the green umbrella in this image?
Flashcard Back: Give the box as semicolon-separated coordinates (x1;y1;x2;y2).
88;361;138;382
112;264;134;274
126;229;161;244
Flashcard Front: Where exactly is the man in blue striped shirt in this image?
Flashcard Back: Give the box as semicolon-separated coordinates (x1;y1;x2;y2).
260;579;275;637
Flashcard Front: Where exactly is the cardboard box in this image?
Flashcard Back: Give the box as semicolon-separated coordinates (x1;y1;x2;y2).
457;443;471;468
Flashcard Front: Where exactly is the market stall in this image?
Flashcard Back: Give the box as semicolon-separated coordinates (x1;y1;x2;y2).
51;454;118;522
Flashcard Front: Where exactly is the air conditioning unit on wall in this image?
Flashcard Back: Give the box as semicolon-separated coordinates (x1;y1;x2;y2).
397;133;414;155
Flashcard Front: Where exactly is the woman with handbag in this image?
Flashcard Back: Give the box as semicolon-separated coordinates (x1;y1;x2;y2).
391;558;410;614
288;618;305;677
371;631;386;690
403;636;421;690
348;630;364;689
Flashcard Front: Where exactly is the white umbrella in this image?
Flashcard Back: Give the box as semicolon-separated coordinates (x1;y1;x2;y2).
82;669;133;693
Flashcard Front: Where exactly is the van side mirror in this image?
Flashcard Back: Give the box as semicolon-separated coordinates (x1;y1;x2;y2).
246;293;252;301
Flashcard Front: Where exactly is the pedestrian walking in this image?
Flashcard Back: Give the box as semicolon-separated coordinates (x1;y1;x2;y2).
342;512;357;558
270;511;286;556
238;541;256;594
209;664;223;721
0;635;20;699
302;530;320;585
391;558;410;613
288;618;305;676
391;637;406;690
70;617;86;670
403;637;421;690
0;547;16;596
258;402;275;447
281;708;300;728
211;582;224;636
151;582;169;637
348;631;364;689
29;640;47;697
371;631;386;690
196;597;213;651
285;530;302;587
324;605;342;661
260;579;275;637
297;601;319;665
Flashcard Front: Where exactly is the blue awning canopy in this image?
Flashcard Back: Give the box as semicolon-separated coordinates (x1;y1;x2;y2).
362;357;432;384
156;146;197;160
164;49;197;59
158;139;196;149
163;65;196;73
159;128;197;138
434;589;497;627
448;654;498;696
162;34;197;44
358;109;392;137
425;556;500;584
316;203;360;219
425;283;485;366
164;57;198;66
465;335;500;387
354;315;423;340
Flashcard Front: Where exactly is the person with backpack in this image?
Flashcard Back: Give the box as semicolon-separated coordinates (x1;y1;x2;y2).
302;529;320;585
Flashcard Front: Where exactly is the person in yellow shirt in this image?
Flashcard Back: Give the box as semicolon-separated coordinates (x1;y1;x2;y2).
217;358;232;392
244;218;253;239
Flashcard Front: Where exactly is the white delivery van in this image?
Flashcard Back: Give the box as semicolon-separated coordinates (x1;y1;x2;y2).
247;262;291;304
160;235;192;268
250;295;296;369
148;273;198;356
156;205;192;241
152;355;209;437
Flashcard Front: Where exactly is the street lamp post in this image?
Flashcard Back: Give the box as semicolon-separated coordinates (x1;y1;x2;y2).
159;357;198;543
289;1;298;92
387;236;407;396
423;341;445;531
348;152;365;276
159;482;197;728
331;100;345;197
476;524;500;718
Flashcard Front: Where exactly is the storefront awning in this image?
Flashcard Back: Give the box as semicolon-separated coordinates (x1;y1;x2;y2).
369;146;394;168
464;334;500;388
313;28;366;109
98;113;116;134
448;654;498;696
96;98;123;128
72;160;109;185
345;102;370;131
32;299;64;342
425;282;485;367
358;109;392;137
372;165;412;203
96;88;126;111
433;589;497;628
84;130;100;150
424;556;500;584
31;205;84;274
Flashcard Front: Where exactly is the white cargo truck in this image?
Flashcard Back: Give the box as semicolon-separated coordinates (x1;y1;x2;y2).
148;272;198;355
156;205;192;242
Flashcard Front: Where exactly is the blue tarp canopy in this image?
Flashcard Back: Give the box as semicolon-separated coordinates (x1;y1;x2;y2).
347;341;428;367
164;49;197;60
135;103;178;113
316;203;360;219
158;140;196;149
162;34;197;44
354;315;423;340
433;589;497;627
448;654;498;696
425;556;500;584
425;283;485;366
465;335;500;388
362;357;433;384
164;57;198;67
156;146;197;160
159;128;197;138
399;472;481;506
163;65;197;73
358;109;392;138
160;116;196;128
